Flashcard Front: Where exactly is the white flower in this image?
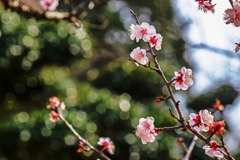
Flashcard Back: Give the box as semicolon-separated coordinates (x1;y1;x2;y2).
203;141;224;160
97;137;115;155
173;67;194;90
129;22;156;42
188;109;213;132
149;33;163;50
129;24;142;42
135;117;158;144
40;0;59;11
130;47;148;66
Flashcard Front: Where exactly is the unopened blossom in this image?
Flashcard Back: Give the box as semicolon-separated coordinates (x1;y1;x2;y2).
40;0;59;11
49;111;59;122
129;22;156;42
97;137;115;154
197;0;216;13
149;34;163;50
173;67;194;90
135;117;158;144
130;47;148;66
203;140;224;159
209;120;226;134
188;109;213;132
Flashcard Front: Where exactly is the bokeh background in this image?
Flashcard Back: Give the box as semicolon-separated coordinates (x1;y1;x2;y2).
0;0;240;160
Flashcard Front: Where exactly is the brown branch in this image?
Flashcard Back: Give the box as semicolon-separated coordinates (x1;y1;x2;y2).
155;125;184;132
57;109;111;160
129;58;159;71
228;0;234;8
130;10;235;160
220;134;234;160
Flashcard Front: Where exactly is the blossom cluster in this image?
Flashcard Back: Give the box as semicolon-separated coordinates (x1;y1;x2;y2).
188;109;226;159
188;109;226;135
129;22;163;50
224;0;240;27
46;96;65;122
129;22;163;66
129;22;194;90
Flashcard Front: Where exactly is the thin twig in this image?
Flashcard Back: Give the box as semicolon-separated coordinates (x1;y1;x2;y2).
57;110;111;160
183;136;198;160
220;134;234;160
155;125;184;132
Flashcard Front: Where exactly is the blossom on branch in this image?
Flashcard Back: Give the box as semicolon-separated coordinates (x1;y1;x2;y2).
97;137;115;155
49;111;59;122
149;34;163;50
224;0;240;27
188;109;213;132
173;67;194;90
40;0;59;11
129;22;156;42
209;120;226;135
47;96;65;110
130;47;148;66
135;117;158;144
197;0;216;13
203;140;224;159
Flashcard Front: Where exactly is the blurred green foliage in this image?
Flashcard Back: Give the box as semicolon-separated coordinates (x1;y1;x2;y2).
0;1;239;160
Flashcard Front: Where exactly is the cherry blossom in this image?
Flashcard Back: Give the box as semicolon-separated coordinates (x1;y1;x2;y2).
40;0;59;11
135;117;158;144
188;109;213;132
130;47;148;66
209;120;226;134
197;0;216;13
203;140;224;159
129;22;156;42
149;34;163;50
97;137;115;155
47;96;65;110
49;111;59;122
224;0;240;27
173;67;194;90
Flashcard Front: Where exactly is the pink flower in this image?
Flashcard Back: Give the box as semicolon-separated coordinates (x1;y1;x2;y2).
203;140;224;159
197;0;216;13
149;34;163;50
188;110;213;132
40;0;59;11
224;1;240;27
135;117;158;144
97;137;115;155
173;67;194;90
47;96;65;110
49;111;59;122
129;22;156;42
130;47;148;66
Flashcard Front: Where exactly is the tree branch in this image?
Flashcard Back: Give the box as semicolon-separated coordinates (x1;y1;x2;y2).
57;109;111;160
